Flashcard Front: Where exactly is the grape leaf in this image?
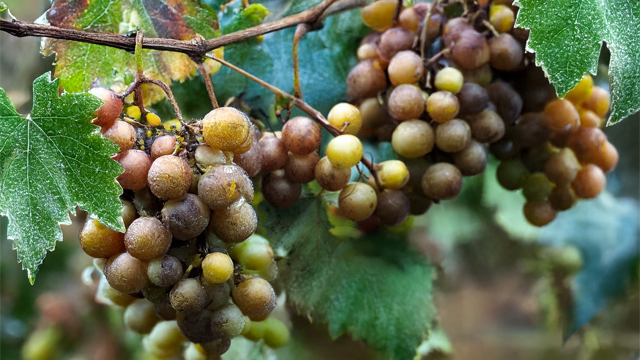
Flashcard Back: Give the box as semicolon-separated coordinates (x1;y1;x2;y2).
537;192;639;337
515;0;640;124
40;0;219;101
261;197;436;360
0;72;124;283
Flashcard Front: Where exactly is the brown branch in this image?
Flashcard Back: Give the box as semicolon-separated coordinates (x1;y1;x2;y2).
196;62;219;109
0;0;363;59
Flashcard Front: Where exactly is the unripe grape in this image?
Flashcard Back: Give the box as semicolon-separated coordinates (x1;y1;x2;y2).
211;303;245;337
209;200;257;243
115;149;152;191
582;86;610;118
377;28;415;61
175;310;217;344
451;30;490;70
376;160;410;190
361;0;396;29
147;155;192;200
229;235;274;271
162;194;210;240
457;83;489;115
376;190;410;226
434;67;464;94
388;51;425;86
549;184;578;211
338;183;378;221
146;320;186;356
488;34;523;71
95;276;136;307
453;140;488;176
104;252;148;294
489;4;515;33
284;151;320;183
388;84;425;120
124;299;159;334
202;252;234;284
328;103;362;135
572;164;606;199
194;145;226;168
466;109;505;143
435;119;471;152
565;74;594;104
149;135;176;159
259;136;288;172
79;218;125;258
170;278;208;313
346;60;387;100
544;99;580;133
103;120;136;152
427;91;460;123
232;278;277;321
263;318;291;348
202;107;251;152
392;119;435;158
124;217;172;260
90;87;123;130
566;127;607;164
147;255;183;288
544;148;581;185
497;157;530;190
522;172;554;202
523;201;556;227
281;116;322;155
593;141;619;173
198;164;253;211
263;169;302;208
421;163;463;200
486;81;523;125
578;108;603;128
243;319;266;341
315;156;352;191
326;135;363;169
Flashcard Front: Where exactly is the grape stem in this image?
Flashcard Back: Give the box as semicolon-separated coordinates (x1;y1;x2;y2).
292;24;310;99
204;53;378;177
195;62;220;109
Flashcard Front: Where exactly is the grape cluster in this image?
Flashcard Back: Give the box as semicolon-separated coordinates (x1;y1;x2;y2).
83;94;289;359
335;0;617;227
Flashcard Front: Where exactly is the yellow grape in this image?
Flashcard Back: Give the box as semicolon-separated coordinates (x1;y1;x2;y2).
326;135;363;169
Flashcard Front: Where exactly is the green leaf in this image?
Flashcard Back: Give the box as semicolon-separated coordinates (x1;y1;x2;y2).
515;0;640;124
0;73;124;283
538;192;639;337
261;197;436;360
41;0;219;100
223;4;271;34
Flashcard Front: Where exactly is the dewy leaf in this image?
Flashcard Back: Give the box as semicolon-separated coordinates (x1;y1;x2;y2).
515;0;640;124
538;192;639;337
0;73;125;283
261;197;436;360
41;0;220;101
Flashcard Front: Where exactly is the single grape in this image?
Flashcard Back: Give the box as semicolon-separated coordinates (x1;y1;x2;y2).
549;184;578;211
391;119;434;158
376;190;410;226
572;164;606;199
328;103;362;135
523;201;556;227
235;128;263;177
161;194;210;240
425;12;444;42
147;255;183;288
315;156;352;191
263;169;302;208
282;116;322;154
147;155;193;200
388;51;424;86
175;310;217;344
145;320;186;357
496;158;530;190
486;81;523;125
407;192;432;215
443;17;473;46
326;135;363;169
202;278;231;311
232;278;277;321
103;120;136;152
544;99;580;133
284;151;320;183
458;63;493;86
376;160;410;190
198;338;232;358
346;60;388;100
434;67;464;94
421;163;463;200
149;135;176;159
79;218;125;259
124;299;159;334
194;145;226;168
143;283;170;304
338;183;378;221
263;318;291;349
198;164;253;211
243;319;266;341
120;199;137;229
435;119;471;153
427;91;460;123
512;112;551;148
89;87;123;130
211;303;245;337
170;278;208;313
582;86;610;118
565;74;594;104
202;107;251;152
387;84;426;120
489;4;515;33
377;27;415;61
259;136;289;172
202;252;234;284
398;6;420;32
360;0;396;29
123;217;171;260
457;83;490;115
209;199;258;243
104;252;148;294
522;172;554;202
578;108;603;128
451;30;490;70
115;149;153;191
228;235;274;271
489;137;521;160
360;98;391;129
566;127;607;164
544;148;581;185
453;140;488;176
488;34;523;71
357;43;378;61
466;109;505;143
593;141;619;173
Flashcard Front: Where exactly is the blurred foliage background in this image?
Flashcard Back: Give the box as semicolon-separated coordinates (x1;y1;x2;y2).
0;0;638;359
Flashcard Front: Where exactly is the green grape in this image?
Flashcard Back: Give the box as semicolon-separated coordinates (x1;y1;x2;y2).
202;107;252;152
326;135;363;169
202;278;231;311
211;303;246;337
434;67;464;93
338;183;378;221
202;252;234;284
229;234;274;271
391;119;435;158
147;155;193;200
147;255;183;288
243;318;267;341
376;160;410;190
170;278;208;313
232;277;277;321
263;318;291;348
327;103;362;135
79;218;125;259
522;172;555;202
496;158;530;190
124;217;172;260
124;299;159;334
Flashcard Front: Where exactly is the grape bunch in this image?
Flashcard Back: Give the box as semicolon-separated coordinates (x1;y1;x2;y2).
81;92;289;359
333;0;618;227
